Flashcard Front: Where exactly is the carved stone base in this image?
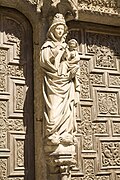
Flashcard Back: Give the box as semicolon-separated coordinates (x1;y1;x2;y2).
44;143;76;180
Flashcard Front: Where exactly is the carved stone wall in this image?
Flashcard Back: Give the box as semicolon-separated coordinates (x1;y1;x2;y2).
0;1;120;180
78;0;119;15
0;8;34;180
26;0;120;16
67;22;120;180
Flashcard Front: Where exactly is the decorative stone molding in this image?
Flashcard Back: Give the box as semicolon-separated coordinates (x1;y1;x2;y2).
22;0;120;29
78;0;119;15
27;0;120;16
44;143;76;179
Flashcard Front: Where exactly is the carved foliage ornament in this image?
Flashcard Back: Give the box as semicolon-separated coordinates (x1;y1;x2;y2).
17;140;24;167
0;49;7;91
0;101;7;148
98;92;118;115
86;32;120;69
109;75;120;86
78;0;119;15
26;0;120;16
0;159;7;180
92;122;107;134
82;159;94;180
80;60;90;99
7;65;24;77
81;107;93;150
102;142;120;167
90;73;104;85
113;123;120;134
16;85;24;110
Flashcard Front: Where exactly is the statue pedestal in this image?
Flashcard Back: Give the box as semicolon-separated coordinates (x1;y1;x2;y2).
44;143;76;180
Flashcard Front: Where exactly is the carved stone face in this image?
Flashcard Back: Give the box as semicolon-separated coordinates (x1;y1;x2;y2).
53;24;65;40
69;41;77;51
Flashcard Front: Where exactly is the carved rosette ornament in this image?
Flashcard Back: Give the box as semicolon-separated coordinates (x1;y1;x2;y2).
40;13;80;179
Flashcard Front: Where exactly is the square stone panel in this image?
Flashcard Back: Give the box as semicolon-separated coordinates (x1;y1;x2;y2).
85;31;120;71
97;138;120;173
93;89;120;119
109;74;120;88
113;122;120;136
8;77;26;118
97;92;118;115
7;131;25;176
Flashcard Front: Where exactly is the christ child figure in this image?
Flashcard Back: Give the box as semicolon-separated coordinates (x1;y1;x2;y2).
58;39;80;77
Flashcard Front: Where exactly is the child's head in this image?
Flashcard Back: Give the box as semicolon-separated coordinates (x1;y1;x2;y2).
68;39;78;51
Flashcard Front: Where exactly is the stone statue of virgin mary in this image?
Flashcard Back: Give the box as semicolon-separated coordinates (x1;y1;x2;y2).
40;13;80;145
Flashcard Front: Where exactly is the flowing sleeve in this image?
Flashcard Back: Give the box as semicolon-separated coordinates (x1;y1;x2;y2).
40;46;57;73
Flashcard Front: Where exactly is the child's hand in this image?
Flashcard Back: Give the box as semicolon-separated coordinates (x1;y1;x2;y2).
69;67;79;79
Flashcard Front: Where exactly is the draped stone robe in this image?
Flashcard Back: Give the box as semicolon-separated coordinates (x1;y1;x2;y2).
40;39;80;143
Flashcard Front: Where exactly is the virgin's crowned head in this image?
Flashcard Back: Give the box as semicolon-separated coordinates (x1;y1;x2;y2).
47;13;68;42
